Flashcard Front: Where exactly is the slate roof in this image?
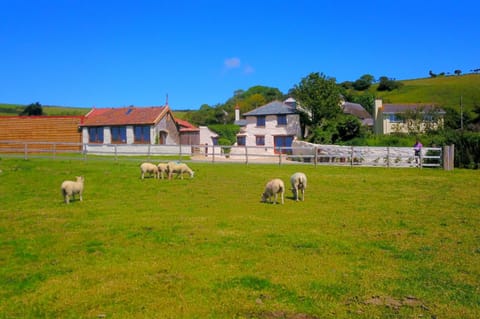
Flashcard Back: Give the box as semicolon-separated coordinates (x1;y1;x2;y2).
81;106;169;126
382;104;445;114
342;102;374;126
243;100;297;116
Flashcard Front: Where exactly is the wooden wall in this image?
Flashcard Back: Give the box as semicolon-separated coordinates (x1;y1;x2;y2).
0;116;84;151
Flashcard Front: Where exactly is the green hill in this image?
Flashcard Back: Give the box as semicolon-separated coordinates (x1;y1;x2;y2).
370;73;480;112
2;73;479;116
0;103;90;116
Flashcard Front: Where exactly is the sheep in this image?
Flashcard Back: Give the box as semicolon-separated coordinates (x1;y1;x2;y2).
61;176;84;204
157;163;169;179
290;172;307;201
167;161;194;180
261;178;285;204
140;162;159;179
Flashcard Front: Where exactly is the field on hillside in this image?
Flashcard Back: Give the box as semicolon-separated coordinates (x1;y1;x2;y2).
373;74;480;112
0;158;479;318
0;103;90;116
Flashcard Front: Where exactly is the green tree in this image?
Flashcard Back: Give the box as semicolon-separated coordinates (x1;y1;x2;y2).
292;72;341;124
20;102;43;115
352;74;374;91
377;76;403;91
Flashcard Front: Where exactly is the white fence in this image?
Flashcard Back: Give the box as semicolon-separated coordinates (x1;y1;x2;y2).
0;140;447;168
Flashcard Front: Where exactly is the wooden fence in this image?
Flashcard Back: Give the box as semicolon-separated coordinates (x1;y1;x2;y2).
0;140;449;169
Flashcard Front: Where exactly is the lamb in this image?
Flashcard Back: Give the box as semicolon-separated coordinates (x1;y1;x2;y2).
140;162;159;179
61;176;84;204
261;178;285;204
167;161;194;180
290;172;307;201
157;163;169;179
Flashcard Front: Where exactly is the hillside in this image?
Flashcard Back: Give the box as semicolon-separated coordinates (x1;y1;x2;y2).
2;74;479;116
0;104;90;116
370;73;480;112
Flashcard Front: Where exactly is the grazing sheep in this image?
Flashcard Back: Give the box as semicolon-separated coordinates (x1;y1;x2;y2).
290;172;307;201
157;163;169;179
140;162;159;179
61;176;84;204
261;178;284;204
167;162;194;180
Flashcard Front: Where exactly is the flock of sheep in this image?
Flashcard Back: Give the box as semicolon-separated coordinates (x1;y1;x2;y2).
140;161;194;180
261;172;307;204
60;162;306;205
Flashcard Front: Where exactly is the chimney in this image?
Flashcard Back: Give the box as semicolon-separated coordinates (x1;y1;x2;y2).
235;105;240;121
374;99;383;134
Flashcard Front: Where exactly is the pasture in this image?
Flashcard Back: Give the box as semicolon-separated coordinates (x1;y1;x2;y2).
0;158;479;318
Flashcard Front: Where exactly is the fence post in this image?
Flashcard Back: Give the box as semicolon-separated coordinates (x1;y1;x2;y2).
245;145;248;164
114;145;118;161
350;146;354;167
24;143;28;160
387;146;390;168
443;144;455;171
314;146;318;167
279;149;282;165
53;143;56;159
212;145;215;163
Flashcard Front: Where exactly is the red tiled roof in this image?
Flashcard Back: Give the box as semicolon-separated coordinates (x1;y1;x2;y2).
81;106;168;126
176;118;199;132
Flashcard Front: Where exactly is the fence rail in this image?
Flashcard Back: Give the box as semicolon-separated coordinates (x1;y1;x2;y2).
0;140;448;169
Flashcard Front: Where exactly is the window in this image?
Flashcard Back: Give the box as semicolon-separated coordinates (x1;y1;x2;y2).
111;126;127;144
277;114;287;126
237;135;246;146
158;131;167;144
274;135;294;154
134;125;150;144
256;135;265;146
256;115;265;127
88;127;103;143
387;114;402;123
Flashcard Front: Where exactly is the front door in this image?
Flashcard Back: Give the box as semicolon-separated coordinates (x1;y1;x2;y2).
274;135;293;154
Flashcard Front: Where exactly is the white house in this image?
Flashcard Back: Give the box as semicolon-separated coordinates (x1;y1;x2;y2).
374;99;445;134
233;99;302;155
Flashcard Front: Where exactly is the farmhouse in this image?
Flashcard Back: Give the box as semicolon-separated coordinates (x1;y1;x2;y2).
233;99;302;155
374;99;446;134
80;105;199;145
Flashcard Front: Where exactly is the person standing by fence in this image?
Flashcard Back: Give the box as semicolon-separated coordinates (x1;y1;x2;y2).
414;139;423;167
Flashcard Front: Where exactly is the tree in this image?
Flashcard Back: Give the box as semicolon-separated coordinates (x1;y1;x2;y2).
454;69;462;76
352;74;375;91
20;102;43;116
292;72;341;124
377;76;403;91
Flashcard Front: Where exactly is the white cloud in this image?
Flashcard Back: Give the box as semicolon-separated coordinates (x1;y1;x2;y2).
224;57;241;69
243;65;255;74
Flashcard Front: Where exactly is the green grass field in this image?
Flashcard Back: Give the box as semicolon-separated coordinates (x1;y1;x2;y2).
0;158;479;318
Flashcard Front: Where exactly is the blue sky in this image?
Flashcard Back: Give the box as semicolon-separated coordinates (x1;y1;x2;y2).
1;0;478;110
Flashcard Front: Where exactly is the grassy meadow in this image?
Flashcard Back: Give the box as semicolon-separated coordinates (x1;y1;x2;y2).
0;158;479;318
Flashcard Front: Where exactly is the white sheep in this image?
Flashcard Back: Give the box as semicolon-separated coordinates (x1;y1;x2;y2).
61;176;84;204
140;162;159;179
261;178;285;204
290;172;307;201
157;163;169;179
167;161;194;180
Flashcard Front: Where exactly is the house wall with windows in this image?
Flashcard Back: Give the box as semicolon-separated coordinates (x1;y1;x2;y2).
374;99;445;134
233;100;302;155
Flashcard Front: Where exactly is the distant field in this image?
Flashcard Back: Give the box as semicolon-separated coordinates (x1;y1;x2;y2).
372;74;480;112
0;103;90;116
0;158;479;318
